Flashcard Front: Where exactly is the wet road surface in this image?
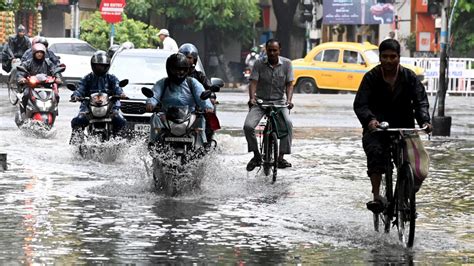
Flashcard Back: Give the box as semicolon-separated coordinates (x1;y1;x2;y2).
0;87;472;264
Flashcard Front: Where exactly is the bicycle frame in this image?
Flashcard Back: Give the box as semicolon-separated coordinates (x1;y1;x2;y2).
373;124;427;248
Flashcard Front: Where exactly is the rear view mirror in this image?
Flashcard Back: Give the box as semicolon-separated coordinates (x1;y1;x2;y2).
119;79;129;87
66;83;77;91
200;90;213;100
141;87;154;98
210;77;224;89
53;66;66;75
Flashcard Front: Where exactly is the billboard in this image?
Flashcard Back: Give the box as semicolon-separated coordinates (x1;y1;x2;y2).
323;0;394;25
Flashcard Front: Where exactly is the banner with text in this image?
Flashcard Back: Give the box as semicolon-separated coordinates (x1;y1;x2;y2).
323;0;394;25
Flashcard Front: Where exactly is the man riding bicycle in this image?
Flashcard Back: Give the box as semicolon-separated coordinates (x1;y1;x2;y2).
353;39;432;213
243;39;294;171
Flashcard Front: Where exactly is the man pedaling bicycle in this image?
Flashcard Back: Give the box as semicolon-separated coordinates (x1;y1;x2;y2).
353;39;432;214
243;39;294;171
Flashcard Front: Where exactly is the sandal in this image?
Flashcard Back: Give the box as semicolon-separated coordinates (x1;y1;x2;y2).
277;158;292;169
366;197;387;214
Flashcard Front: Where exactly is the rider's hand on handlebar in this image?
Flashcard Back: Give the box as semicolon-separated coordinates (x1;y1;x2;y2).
55;78;63;84
70;95;80;102
145;103;155;112
205;108;214;113
119;93;128;100
287;102;294;110
248;98;257;108
18;78;26;84
422;122;433;134
368;119;380;131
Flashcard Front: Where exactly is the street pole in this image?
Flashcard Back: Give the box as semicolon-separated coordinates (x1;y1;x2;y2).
432;0;451;136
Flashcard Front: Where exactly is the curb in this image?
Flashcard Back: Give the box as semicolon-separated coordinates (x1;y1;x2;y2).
222;83;248;92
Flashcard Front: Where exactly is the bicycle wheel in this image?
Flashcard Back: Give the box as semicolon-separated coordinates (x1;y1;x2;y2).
7;73;18;105
263;132;272;176
373;168;392;233
396;163;416;248
271;132;278;183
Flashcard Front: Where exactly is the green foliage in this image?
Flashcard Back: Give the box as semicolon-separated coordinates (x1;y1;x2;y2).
450;0;474;55
125;0;260;43
80;11;160;50
0;0;52;11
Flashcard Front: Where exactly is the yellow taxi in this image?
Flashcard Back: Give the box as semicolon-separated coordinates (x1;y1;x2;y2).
292;42;425;93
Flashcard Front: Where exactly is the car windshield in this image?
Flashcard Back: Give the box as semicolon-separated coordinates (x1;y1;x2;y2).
109;54;168;84
49;43;96;56
364;49;380;64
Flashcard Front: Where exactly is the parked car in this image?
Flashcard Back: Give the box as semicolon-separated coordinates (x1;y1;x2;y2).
47;37;97;84
108;48;206;134
292;42;425;93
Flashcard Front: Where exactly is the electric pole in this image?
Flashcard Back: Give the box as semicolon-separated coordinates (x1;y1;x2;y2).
432;0;451;136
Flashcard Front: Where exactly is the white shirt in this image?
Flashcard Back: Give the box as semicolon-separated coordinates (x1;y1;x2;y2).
160;36;178;52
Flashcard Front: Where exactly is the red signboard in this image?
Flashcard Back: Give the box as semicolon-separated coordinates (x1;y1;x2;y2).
99;0;126;24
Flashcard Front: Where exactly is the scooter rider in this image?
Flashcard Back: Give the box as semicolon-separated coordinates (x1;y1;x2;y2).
17;43;62;116
21;36;60;66
2;25;31;72
145;53;214;144
178;43;220;143
70;50;127;143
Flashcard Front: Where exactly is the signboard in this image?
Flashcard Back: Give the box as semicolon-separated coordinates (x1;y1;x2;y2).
418;32;431;51
323;0;394;25
99;0;125;24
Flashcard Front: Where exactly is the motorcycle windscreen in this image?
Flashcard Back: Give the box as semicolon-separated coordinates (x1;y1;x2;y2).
90;92;110;117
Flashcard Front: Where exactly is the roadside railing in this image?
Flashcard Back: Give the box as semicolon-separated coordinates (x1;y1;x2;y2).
401;57;474;96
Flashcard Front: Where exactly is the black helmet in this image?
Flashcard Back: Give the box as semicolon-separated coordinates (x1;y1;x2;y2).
178;43;198;64
166;53;190;84
36;37;49;48
90;50;110;76
107;44;120;58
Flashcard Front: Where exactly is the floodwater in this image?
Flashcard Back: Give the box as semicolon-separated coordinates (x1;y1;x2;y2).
0;87;472;264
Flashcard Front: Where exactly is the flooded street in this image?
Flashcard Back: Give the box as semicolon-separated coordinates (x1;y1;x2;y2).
0;86;472;264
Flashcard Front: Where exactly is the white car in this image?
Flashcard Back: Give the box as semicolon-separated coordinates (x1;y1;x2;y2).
47;37;97;84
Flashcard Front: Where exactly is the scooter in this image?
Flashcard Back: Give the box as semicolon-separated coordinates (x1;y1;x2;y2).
141;79;222;196
14;65;65;130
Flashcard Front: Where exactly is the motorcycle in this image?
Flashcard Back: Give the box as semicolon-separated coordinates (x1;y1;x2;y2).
66;79;129;158
14;65;65;130
142;79;222;196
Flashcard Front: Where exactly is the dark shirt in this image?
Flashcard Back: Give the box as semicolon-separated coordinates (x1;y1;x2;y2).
353;65;430;131
17;58;58;80
6;35;31;58
21;49;60;66
73;73;123;112
189;70;212;91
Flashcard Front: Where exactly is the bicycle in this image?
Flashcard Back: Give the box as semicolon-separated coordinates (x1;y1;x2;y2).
372;121;428;248
255;100;288;183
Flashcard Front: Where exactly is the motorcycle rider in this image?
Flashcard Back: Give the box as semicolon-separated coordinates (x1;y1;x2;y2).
145;53;214;145
245;46;260;70
17;43;62;116
178;43;221;143
2;25;31;72
21;36;60;66
70;50;127;143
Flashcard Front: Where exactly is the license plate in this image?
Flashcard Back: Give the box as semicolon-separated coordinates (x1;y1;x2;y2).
165;137;193;143
134;124;150;133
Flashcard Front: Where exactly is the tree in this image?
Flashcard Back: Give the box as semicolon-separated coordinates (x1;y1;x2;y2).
272;0;299;58
80;12;160;50
450;0;474;56
0;0;50;11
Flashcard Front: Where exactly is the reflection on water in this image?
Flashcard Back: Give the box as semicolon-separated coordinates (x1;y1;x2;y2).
0;91;472;264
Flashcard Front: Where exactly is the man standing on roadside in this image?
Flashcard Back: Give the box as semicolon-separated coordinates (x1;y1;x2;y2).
243;39;294;171
157;29;178;52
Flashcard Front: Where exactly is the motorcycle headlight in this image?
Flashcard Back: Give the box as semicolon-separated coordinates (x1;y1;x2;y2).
168;121;188;136
91;106;108;117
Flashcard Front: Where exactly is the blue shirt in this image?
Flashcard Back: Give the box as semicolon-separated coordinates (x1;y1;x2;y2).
147;77;212;112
